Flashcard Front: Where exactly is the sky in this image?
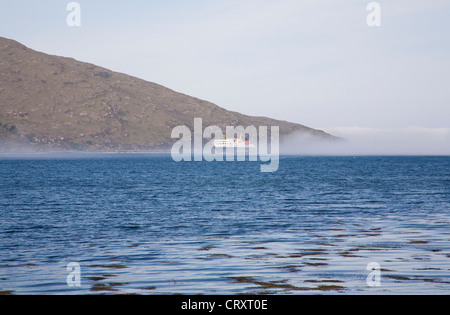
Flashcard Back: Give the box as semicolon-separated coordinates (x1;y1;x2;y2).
1;0;450;154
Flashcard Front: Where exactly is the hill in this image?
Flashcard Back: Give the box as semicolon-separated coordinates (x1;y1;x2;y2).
0;37;337;152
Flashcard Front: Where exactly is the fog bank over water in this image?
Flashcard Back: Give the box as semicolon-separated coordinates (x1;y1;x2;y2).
2;127;450;158
281;127;450;156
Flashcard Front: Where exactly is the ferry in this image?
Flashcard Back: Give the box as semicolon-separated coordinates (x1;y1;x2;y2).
214;135;254;148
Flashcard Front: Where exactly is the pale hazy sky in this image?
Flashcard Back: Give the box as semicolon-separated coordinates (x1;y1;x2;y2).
1;0;450;154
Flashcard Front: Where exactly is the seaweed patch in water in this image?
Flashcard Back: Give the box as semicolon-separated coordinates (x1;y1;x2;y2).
304;262;329;267
198;246;217;251
226;277;346;292
408;240;429;244
90;283;118;292
209;254;234;258
314;285;346;291
90;282;129;292
86;276;107;282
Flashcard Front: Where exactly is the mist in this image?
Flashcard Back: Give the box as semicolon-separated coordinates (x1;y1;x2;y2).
2;127;450;158
280;127;450;156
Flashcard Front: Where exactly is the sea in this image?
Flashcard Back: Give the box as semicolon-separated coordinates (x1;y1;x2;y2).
0;155;449;295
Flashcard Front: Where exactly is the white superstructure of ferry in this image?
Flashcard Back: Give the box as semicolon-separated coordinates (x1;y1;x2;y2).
213;138;248;148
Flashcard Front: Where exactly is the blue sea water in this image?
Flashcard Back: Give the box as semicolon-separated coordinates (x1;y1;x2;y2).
0;155;449;294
